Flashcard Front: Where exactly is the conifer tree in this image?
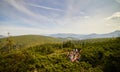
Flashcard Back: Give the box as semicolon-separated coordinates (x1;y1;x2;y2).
6;32;15;52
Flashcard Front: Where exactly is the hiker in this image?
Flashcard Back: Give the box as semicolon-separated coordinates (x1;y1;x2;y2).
76;52;80;61
67;49;82;62
75;49;78;53
67;51;74;62
70;51;74;62
72;50;80;62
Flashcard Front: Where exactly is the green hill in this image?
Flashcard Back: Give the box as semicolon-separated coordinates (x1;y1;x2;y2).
0;35;65;48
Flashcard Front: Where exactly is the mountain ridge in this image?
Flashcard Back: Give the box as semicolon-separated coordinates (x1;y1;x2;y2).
49;30;120;40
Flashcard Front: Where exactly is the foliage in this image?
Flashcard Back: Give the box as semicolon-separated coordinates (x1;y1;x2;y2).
0;37;120;72
0;35;64;48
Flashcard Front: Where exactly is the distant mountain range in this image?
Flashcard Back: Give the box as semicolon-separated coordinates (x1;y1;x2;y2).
0;30;120;40
49;30;120;40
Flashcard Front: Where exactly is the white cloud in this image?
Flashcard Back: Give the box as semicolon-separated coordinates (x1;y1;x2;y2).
104;12;120;31
105;12;120;20
27;3;63;12
0;26;49;36
0;0;119;35
5;0;52;23
5;0;40;18
4;0;61;29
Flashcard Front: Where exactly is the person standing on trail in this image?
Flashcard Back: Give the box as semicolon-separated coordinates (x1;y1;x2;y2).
67;49;82;62
75;49;78;53
76;52;81;61
70;51;74;62
78;49;82;60
73;49;80;62
67;51;74;62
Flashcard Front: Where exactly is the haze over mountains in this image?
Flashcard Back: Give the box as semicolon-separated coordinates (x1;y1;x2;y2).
0;30;120;40
49;30;120;40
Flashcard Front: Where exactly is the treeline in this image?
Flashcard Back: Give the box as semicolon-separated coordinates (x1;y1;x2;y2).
0;37;120;72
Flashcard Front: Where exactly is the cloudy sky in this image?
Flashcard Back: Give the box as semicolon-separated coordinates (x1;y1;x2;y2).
0;0;120;35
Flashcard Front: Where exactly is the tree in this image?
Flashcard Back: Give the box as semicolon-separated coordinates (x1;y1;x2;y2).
6;32;15;52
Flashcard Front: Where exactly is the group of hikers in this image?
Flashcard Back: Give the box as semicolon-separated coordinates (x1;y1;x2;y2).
67;49;82;62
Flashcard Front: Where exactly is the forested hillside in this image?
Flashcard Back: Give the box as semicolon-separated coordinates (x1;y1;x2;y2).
0;36;120;72
0;35;64;48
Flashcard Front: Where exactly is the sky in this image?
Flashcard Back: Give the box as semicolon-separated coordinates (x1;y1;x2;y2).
0;0;120;36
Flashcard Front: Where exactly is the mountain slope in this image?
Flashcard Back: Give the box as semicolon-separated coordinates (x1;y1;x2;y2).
0;35;65;48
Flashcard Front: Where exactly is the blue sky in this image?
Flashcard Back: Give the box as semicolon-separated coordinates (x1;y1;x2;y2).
0;0;120;35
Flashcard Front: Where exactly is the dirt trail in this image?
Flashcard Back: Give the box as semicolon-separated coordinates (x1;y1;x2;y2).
48;49;67;56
